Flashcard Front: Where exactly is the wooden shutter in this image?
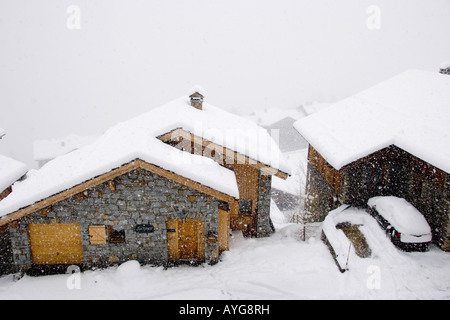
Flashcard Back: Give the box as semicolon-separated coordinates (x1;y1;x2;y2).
167;219;180;261
218;209;230;252
89;225;106;245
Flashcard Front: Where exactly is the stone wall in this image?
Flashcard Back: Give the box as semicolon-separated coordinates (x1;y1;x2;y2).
256;172;273;237
0;228;14;275
304;162;342;223
3;168;220;274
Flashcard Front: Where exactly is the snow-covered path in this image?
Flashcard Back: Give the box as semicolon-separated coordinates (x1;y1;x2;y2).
0;224;449;300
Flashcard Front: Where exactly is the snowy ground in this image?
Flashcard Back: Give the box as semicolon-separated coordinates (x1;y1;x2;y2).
0;222;449;300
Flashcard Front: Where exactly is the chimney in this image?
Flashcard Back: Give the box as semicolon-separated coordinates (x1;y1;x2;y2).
439;61;450;75
189;91;204;110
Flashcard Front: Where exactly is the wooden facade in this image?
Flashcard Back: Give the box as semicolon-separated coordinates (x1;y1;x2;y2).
0;187;12;201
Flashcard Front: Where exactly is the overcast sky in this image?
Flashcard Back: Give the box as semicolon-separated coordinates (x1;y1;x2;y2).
1;0;450;168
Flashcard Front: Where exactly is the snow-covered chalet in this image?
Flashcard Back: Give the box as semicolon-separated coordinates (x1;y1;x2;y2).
0;91;290;275
294;69;450;251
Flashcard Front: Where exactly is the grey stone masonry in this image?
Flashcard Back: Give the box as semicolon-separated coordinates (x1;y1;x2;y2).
256;172;273;237
304;162;341;223
3;168;220;274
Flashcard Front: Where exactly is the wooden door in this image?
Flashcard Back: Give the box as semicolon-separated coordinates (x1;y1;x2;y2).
28;223;83;265
166;219;205;262
179;219;199;260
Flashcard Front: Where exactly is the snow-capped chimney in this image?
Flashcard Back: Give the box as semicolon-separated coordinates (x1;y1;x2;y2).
189;91;204;110
439;62;450;75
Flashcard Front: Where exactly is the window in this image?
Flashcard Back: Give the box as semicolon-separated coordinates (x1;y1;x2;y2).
108;225;126;243
89;225;106;245
218;201;230;211
239;199;252;214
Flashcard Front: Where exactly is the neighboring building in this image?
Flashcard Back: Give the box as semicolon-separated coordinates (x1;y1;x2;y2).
440;61;450;75
0;155;28;201
33;134;99;168
0;92;289;275
246;103;330;221
263;117;308;153
0;129;28;202
294;70;450;251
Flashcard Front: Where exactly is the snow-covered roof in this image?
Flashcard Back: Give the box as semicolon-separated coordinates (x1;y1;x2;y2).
0;95;289;217
33;134;100;161
440;61;450;70
294;70;450;173
0;155;28;193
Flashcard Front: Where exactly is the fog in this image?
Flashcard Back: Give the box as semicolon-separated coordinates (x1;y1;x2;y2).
1;0;449;168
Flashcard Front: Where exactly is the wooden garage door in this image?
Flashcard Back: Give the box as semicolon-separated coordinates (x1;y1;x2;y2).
28;223;83;265
167;219;205;261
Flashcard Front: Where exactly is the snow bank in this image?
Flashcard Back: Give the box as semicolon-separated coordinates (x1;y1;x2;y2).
294;70;450;174
0;155;27;193
368;196;431;236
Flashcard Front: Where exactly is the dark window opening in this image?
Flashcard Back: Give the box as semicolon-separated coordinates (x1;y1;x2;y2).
219;201;230;211
239;199;252;214
108;225;126;243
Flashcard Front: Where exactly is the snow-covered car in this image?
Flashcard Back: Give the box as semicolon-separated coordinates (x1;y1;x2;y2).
366;196;432;251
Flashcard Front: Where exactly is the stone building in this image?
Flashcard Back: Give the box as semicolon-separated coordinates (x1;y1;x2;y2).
0;91;289;275
294;70;450;251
